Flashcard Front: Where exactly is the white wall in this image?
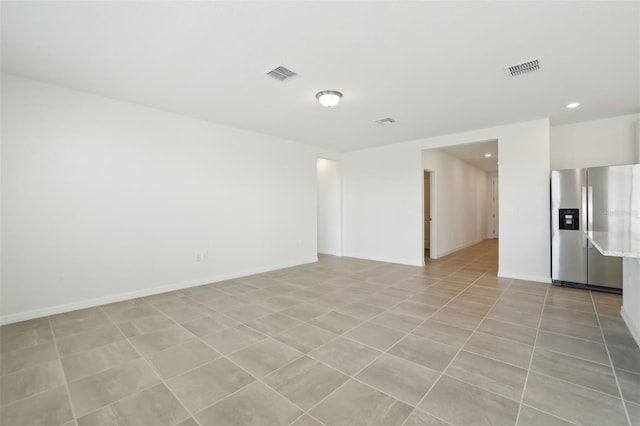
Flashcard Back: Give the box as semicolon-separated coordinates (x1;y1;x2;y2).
551;113;640;170
1;74;328;324
487;172;499;239
343;119;550;283
317;158;341;255
422;150;488;258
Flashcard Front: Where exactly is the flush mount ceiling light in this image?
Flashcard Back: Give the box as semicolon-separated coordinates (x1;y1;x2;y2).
484;153;492;158
316;90;342;108
566;102;581;109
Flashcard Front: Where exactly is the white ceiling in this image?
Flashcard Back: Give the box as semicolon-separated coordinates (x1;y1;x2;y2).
2;1;638;152
439;140;499;172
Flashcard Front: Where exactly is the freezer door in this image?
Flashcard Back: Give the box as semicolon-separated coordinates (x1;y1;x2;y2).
586;166;629;288
551;169;588;284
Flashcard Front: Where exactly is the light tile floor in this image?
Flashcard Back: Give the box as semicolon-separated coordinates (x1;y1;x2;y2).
1;240;639;425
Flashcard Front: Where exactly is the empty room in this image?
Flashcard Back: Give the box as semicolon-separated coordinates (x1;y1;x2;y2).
1;2;639;426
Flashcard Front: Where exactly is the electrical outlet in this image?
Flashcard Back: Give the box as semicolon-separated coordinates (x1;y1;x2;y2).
196;251;209;262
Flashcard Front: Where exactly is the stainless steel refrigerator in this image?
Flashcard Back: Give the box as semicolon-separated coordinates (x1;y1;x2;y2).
551;164;638;293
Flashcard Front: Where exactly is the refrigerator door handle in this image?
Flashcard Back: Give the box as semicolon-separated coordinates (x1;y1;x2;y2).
582;186;589;248
587;186;594;248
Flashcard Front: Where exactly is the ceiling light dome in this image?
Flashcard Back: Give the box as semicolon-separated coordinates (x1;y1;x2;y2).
316;90;342;108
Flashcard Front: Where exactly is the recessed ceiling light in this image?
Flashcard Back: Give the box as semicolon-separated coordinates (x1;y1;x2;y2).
484;153;492;158
316;90;342;108
566;102;581;109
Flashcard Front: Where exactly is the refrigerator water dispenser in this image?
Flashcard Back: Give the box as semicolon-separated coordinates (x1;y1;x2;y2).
558;208;580;230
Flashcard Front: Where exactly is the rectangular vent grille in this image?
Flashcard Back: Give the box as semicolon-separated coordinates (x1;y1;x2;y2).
266;65;297;81
505;58;541;77
375;117;396;125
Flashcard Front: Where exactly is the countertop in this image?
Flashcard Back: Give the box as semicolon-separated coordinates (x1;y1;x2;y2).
587;231;640;258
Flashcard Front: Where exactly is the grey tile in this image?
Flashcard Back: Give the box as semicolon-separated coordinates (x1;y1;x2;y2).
77;384;189;426
196;381;302;426
531;348;619;396
608;344;640;374
486;308;541;328
0;342;58;376
129;325;195;356
390;301;438;319
0;317;50;338
310;311;362;334
1;326;54;354
148;339;220;379
229;339;302;378
419;375;519;426
224;304;274;323
273;323;337;353
357;354;439;405
290;414;324;426
245;313;302;336
56;325;125;357
616;368;640;405
538;316;603;343
536;331;609;365
337;302;386;320
429;308;484;331
51;312;113;339
388;334;457;371
163;304;215;323
445;350;527;401
68;358;160;416
102;305;159;324
116;314;175;338
176;418;199;426
545;295;595;313
1;361;66;406
263;356;348;410
201;324;267;355
61;339;139;382
464;332;533;369
477;317;537;346
402;409;450;426
166;358;254;412
523;371;627;426
409;292;453;308
279;303;330;321
517;405;576;426
370;311;424;333
628;401;640;426
345;322;405;351
602;326;638;349
412;320;472;348
0;385;73;426
309;379;413;426
446;299;491;316
308;336;381;376
256;296;301;310
542;305;598;328
180;313;238;337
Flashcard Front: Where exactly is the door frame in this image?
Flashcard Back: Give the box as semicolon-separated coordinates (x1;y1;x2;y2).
423;169;436;262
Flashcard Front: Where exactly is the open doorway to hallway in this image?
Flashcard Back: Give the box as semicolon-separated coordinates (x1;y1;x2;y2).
422;139;498;262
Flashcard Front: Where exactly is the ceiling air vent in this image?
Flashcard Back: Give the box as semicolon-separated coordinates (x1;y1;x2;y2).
375;117;396;125
266;65;297;81
505;58;541;77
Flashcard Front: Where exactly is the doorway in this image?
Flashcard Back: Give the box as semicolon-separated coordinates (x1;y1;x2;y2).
424;170;433;260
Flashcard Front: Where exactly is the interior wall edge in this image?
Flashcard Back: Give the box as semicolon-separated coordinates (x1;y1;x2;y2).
0;256;319;326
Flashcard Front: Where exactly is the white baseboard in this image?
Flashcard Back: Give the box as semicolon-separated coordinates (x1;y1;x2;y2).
621;306;640;348
344;252;424;267
318;249;341;256
432;239;484;259
0;257;318;325
497;271;551;284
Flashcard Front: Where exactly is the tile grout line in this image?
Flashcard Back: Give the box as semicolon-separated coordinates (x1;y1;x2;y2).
590;290;633;426
47;316;80;426
400;271;519;426
97;306;204;426
513;283;552;425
